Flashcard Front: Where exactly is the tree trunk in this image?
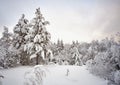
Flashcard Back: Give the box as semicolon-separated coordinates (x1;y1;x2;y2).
36;54;39;65
26;56;30;65
44;49;47;64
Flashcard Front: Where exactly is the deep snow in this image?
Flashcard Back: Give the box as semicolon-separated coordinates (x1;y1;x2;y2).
1;65;107;85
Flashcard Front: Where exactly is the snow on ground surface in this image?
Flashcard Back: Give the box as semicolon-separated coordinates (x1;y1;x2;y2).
1;65;107;85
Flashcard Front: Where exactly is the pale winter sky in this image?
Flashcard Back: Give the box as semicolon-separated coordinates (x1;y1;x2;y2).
0;0;120;43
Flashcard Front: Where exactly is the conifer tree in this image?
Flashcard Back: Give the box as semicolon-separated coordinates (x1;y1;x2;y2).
13;14;29;65
13;14;29;49
24;8;51;65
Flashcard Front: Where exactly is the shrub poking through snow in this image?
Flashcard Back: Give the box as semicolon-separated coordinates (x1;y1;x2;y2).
0;73;4;85
24;65;46;85
66;69;69;76
114;71;120;85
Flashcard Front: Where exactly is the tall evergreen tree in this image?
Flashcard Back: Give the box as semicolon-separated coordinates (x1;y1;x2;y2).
57;39;64;53
13;14;29;65
0;26;17;68
24;8;51;65
13;14;29;49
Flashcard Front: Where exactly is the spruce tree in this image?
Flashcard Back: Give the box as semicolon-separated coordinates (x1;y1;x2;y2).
13;14;29;65
24;8;51;65
13;14;29;49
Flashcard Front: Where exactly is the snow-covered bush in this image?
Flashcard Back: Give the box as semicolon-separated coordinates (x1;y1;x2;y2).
0;44;19;68
82;40;99;64
76;42;90;64
87;52;111;78
114;71;120;85
24;65;46;85
87;37;120;84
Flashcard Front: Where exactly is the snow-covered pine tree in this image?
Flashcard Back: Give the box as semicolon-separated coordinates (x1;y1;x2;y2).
13;14;29;49
71;46;81;65
0;26;17;68
1;26;11;43
13;14;29;65
2;26;11;67
24;8;51;65
49;42;57;56
0;27;11;67
57;39;64;52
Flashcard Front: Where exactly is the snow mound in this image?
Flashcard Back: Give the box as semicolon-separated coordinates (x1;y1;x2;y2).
24;65;46;85
1;65;107;85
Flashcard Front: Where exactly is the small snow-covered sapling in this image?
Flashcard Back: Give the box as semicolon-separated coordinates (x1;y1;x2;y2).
66;69;69;76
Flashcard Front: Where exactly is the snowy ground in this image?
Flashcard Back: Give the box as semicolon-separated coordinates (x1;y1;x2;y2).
1;65;107;85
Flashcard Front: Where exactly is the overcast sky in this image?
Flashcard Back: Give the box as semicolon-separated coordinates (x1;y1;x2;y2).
0;0;120;43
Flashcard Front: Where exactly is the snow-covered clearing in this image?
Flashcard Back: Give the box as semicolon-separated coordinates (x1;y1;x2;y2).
1;65;107;85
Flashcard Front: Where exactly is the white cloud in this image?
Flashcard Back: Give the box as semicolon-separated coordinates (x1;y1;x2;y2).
0;0;120;43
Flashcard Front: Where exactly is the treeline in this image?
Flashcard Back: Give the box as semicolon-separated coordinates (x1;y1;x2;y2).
50;37;120;85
